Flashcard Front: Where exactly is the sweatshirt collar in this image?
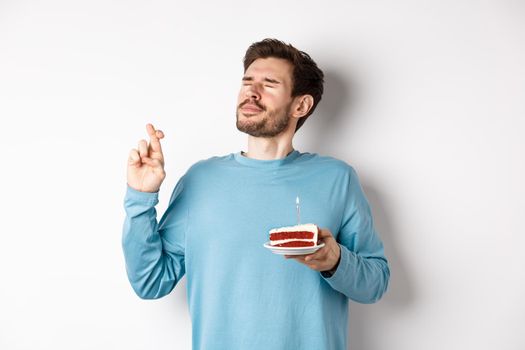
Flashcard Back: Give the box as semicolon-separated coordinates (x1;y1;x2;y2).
233;149;300;168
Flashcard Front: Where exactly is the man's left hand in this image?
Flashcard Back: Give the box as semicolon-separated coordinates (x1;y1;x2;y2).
285;227;341;273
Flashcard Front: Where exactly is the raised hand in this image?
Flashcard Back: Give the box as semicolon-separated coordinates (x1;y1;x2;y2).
127;123;166;193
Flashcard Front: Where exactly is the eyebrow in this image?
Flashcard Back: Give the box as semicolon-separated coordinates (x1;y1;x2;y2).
242;76;281;84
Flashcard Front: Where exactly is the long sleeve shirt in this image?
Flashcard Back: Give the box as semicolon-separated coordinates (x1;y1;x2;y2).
122;150;390;350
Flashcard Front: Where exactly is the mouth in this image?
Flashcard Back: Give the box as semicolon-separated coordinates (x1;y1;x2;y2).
239;101;265;114
241;106;263;114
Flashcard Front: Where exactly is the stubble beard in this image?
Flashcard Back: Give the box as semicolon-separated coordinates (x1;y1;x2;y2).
236;102;292;138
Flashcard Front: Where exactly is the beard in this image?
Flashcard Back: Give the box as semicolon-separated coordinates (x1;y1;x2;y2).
236;100;292;138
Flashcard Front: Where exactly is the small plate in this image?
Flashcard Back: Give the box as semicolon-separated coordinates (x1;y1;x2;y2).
263;242;325;255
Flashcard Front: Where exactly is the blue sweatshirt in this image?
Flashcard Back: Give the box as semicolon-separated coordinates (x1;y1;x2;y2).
122;150;389;350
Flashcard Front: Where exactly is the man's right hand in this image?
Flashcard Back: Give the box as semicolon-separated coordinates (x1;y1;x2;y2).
127;123;166;193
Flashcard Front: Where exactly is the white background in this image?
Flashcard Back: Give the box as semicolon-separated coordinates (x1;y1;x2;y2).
1;1;524;349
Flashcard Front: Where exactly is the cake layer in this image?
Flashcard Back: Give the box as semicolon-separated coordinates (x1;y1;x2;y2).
270;231;314;241
272;241;315;248
269;223;318;247
270;238;316;245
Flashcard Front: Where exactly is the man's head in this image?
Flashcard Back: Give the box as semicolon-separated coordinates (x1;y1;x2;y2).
236;39;324;137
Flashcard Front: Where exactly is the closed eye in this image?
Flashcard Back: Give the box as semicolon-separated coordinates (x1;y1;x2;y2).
242;76;281;85
264;78;280;84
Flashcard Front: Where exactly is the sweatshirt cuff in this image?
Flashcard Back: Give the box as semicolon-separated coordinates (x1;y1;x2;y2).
125;184;159;206
321;244;352;286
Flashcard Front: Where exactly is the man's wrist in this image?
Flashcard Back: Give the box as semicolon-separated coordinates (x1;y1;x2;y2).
321;245;341;278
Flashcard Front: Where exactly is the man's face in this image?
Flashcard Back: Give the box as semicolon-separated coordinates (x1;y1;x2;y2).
236;57;295;137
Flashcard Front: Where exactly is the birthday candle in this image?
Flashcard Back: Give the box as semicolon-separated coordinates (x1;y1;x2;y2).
296;196;301;225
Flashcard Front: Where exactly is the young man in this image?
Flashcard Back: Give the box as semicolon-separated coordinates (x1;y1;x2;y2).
123;38;389;350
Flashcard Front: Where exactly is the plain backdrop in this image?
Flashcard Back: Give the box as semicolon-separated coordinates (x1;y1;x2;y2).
0;0;524;349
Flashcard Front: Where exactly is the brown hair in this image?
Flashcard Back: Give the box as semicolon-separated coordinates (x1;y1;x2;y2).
243;38;324;133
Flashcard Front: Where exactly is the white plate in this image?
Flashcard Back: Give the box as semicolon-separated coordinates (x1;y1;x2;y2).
263;242;325;255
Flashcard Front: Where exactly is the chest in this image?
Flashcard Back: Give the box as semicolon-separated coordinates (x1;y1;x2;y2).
185;171;345;248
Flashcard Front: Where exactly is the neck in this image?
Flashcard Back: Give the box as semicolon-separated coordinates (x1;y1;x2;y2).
243;128;295;160
243;139;294;160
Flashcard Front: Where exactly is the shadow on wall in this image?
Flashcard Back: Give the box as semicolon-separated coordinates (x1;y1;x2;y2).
348;184;414;350
306;69;355;154
308;69;414;349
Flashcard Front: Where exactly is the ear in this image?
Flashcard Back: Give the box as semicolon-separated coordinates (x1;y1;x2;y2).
291;95;314;119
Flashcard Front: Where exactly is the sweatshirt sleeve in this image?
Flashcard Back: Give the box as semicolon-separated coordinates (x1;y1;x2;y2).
121;176;189;300
321;167;390;304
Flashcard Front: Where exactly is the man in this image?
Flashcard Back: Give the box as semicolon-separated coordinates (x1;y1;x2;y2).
123;38;389;350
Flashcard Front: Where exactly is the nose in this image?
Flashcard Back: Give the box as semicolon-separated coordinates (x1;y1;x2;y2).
245;83;261;100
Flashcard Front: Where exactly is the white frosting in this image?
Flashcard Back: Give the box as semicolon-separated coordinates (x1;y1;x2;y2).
269;223;318;246
269;223;318;234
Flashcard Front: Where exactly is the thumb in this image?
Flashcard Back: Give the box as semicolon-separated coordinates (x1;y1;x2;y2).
317;226;328;238
317;227;334;243
141;156;163;169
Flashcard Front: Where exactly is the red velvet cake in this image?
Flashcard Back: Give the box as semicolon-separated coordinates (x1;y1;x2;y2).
269;224;319;247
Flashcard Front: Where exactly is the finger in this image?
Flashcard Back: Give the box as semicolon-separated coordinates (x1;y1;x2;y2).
138;139;148;158
304;248;327;262
317;227;331;238
128;149;141;166
140;156;163;169
146;123;156;137
284;255;304;261
288;256;323;271
293;257;308;264
146;123;164;155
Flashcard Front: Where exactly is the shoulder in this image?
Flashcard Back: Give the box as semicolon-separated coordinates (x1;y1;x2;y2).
183;153;234;177
297;151;357;177
171;154;233;195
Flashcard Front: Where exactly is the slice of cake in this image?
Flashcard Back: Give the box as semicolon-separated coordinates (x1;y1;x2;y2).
269;223;318;247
